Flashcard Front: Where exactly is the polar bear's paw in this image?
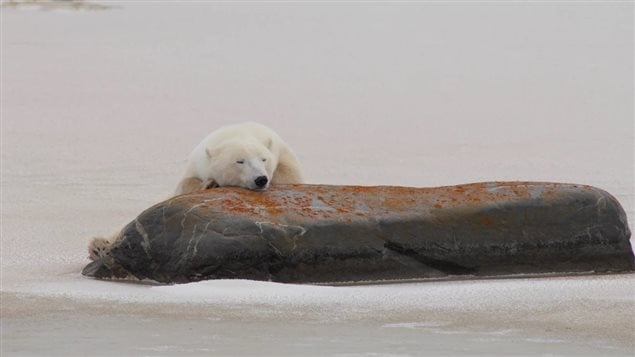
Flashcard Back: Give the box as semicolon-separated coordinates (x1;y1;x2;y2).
203;179;219;189
88;237;111;261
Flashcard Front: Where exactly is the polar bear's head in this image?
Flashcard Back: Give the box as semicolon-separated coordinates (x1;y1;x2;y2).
205;140;276;190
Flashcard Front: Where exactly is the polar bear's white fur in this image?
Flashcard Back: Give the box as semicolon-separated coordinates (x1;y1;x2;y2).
174;122;303;195
88;122;303;261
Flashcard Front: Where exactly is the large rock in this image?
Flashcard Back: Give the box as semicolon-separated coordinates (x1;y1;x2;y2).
82;182;634;284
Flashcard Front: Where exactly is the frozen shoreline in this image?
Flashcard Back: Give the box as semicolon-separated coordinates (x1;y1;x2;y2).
3;273;635;355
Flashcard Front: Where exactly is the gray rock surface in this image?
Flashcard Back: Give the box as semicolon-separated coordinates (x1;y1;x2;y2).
82;182;634;284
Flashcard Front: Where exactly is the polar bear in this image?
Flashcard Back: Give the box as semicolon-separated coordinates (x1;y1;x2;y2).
174;122;303;195
88;122;303;261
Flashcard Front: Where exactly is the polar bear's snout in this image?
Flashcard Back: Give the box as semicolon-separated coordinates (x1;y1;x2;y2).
255;176;268;189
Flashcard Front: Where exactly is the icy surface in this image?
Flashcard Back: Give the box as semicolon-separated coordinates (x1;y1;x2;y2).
1;1;634;355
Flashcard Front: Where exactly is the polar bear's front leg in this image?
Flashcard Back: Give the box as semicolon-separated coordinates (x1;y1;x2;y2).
174;177;203;196
174;177;218;196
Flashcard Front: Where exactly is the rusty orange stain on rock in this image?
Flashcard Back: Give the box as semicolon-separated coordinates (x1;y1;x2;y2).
171;182;597;222
383;197;404;210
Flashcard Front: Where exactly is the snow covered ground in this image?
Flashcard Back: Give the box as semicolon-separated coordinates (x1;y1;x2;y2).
2;1;633;355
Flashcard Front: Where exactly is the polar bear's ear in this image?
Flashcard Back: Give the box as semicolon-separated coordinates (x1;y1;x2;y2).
266;138;273;150
205;147;215;158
